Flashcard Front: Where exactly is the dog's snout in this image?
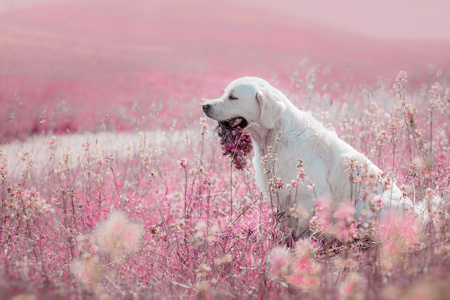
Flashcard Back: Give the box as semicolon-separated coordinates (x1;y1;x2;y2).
202;103;211;113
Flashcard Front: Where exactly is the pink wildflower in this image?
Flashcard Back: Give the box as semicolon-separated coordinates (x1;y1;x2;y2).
46;136;56;145
332;202;358;242
270;177;284;191
195;263;211;277
178;158;187;168
71;254;102;293
382;212;420;249
214;253;232;265
200;117;209;132
397;70;407;80
340;272;365;299
266;247;290;280
430;82;442;92
286;240;321;290
287;274;320;290
306;184;315;191
321;111;330;119
310;195;332;233
0;152;7;181
96;158;104;166
377;130;388;145
378;212;420;271
82;142;91;152
94;210;143;259
296;168;309;182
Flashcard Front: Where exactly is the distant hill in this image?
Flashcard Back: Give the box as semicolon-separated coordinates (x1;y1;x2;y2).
1;0;449;139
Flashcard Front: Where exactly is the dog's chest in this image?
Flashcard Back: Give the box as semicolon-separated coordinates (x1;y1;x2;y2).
252;141;330;197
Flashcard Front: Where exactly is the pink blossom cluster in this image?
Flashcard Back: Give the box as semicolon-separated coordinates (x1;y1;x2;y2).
267;240;321;290
332;202;358;242
93;209;143;259
269;177;284;191
378;212;421;272
310;196;358;242
0;152;7;181
217;124;253;170
71;210;143;296
309;195;332;233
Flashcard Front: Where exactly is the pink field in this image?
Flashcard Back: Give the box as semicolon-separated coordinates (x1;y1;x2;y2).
2;0;450;139
1;0;450;299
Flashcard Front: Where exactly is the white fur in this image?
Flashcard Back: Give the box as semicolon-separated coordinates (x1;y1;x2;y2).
203;77;417;234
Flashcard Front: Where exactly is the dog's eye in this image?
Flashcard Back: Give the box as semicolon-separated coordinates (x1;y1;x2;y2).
229;94;238;100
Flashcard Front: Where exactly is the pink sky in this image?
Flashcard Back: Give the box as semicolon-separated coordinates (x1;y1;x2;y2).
2;0;450;39
239;0;450;40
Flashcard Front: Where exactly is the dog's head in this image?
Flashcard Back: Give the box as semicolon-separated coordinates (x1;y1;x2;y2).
202;77;286;130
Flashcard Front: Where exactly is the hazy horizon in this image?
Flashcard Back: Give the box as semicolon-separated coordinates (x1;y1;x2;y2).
2;0;450;40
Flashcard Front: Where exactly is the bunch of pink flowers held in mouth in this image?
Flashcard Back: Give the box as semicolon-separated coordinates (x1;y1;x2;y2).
216;123;253;170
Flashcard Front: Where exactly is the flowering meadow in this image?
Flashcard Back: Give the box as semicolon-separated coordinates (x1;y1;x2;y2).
1;69;450;300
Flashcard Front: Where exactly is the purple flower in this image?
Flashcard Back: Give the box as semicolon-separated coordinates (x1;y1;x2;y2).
217;124;253;170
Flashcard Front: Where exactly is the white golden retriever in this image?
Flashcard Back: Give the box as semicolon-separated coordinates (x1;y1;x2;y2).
202;77;417;235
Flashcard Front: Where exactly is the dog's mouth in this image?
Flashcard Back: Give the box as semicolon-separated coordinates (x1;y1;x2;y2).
219;117;248;130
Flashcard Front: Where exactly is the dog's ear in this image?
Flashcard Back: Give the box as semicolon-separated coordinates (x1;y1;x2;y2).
256;89;286;129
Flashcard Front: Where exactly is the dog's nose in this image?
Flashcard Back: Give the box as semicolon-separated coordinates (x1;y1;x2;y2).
202;104;211;112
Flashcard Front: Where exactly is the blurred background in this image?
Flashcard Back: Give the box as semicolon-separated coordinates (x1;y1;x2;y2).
1;0;449;140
